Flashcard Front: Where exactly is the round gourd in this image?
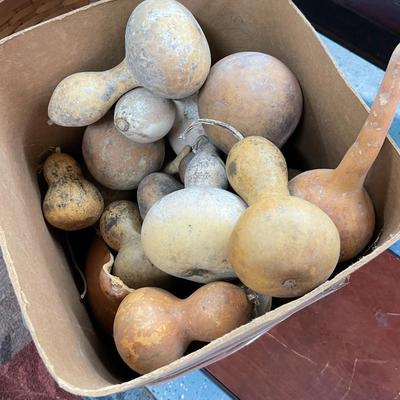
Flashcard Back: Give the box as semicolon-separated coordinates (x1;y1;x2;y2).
114;88;176;143
198;52;303;153
227;136;340;298
82;112;165;190
48;0;211;127
142;144;245;283
289;44;400;262
168;94;207;154
100;201;172;289
137;173;183;219
114;282;252;374
42;152;104;230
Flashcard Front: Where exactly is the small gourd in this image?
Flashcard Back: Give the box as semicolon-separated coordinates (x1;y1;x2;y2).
100;201;172;289
82;112;164;190
114;88;176;143
42;152;104;230
137;173;183;219
227;136;340;298
198;52;303;153
113;282;253;374
168;94;207;154
289;43;400;262
48;0;211;127
142;133;246;283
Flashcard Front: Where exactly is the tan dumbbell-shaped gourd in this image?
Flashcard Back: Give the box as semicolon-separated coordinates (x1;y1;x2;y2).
113;282;253;374
48;0;211;127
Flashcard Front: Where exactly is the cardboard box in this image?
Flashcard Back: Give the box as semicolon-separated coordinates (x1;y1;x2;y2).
1;0;399;396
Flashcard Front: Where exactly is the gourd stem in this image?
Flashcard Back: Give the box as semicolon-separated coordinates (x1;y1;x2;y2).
163;145;191;175
333;43;400;190
180;118;244;142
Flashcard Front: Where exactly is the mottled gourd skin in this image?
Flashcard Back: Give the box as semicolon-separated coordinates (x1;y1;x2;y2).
199;52;303;154
48;0;211;127
82;113;165;190
100;201;172;289
184;146;228;189
226;137;340;298
137;173;183;219
142;187;246;283
126;0;211;99
289;170;375;263
168;94;206;154
113;282;252;374
42;153;104;231
114;88;176;143
48;60;137;127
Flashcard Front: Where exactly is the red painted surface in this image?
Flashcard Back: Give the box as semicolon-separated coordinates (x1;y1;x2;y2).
208;251;400;400
0;342;80;400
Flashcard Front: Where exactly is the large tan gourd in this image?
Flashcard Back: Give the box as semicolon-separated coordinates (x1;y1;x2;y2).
82;112;164;190
42;152;104;230
142;136;245;283
113;282;252;374
100;201;172;289
227;136;340;298
48;0;211;127
289;43;400;262
198;52;303;154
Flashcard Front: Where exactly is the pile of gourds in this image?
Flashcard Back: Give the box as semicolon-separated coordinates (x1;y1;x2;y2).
42;0;400;375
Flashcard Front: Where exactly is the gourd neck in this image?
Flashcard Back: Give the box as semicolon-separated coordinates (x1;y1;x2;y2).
110;59;138;89
333;43;400;192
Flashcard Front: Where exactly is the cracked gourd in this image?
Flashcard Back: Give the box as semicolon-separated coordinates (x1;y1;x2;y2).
42;152;104;231
113;282;252;374
289;43;400;262
142;137;245;283
48;0;211;127
100;201;172;289
227;136;340;298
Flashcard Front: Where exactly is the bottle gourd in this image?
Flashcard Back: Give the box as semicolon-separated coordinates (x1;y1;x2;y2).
227;136;340;298
113;282;252;374
142;136;245;283
289;43;400;262
42;152;104;230
100;201;172;289
48;0;211;126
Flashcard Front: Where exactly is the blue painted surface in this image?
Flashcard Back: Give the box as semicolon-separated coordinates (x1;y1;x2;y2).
147;370;232;400
86;35;400;400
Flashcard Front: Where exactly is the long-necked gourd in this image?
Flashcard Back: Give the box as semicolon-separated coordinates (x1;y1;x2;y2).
227;136;340;298
48;0;211;127
289;43;400;262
